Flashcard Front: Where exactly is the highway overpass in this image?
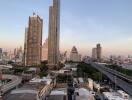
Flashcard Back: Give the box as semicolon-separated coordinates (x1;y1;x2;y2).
84;61;132;97
1;74;22;94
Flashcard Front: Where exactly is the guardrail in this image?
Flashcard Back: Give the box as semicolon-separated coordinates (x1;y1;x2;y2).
96;63;132;83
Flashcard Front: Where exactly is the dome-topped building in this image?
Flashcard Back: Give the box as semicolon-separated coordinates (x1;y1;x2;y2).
70;46;81;62
71;46;78;54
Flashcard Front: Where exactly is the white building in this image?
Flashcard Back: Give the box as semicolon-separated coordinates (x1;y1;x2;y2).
88;78;93;90
47;88;68;100
75;88;95;100
103;91;131;100
93;82;100;91
117;90;130;99
70;46;81;62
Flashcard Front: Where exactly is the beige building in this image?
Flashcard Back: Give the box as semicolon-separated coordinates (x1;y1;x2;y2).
48;0;60;69
24;13;43;66
92;44;102;62
70;46;81;62
42;39;48;61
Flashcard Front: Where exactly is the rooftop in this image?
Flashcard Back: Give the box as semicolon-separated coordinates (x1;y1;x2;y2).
103;92;126;100
4;77;52;100
50;88;67;96
47;95;67;100
75;88;95;100
47;88;67;100
4;93;37;100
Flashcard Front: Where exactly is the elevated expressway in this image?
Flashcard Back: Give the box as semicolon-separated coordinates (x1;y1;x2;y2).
84;60;132;96
1;74;22;94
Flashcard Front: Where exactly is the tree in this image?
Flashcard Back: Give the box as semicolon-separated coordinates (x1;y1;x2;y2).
39;63;48;78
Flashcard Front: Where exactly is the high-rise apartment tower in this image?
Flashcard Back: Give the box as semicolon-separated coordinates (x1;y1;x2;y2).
24;13;43;66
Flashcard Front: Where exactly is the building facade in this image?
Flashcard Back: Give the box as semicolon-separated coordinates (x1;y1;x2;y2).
70;46;81;62
24;13;43;66
96;43;102;61
13;46;23;64
48;0;60;69
0;48;2;60
92;48;97;60
42;38;48;61
23;28;28;65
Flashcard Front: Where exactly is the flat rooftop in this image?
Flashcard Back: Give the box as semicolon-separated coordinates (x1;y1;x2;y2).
103;92;124;100
4;77;52;100
50;88;67;96
47;88;68;100
4;92;37;100
47;95;67;100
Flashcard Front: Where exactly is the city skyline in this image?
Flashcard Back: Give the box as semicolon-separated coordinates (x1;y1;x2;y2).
0;0;132;56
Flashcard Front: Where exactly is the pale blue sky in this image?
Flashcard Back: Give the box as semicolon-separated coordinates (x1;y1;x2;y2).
0;0;132;56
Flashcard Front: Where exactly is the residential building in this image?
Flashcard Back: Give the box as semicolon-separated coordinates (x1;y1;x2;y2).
24;13;43;66
4;77;53;100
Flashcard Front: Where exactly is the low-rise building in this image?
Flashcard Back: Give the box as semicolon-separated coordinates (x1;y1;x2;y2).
88;78;93;90
4;77;54;100
47;88;68;100
75;88;95;100
103;91;132;100
93;82;100;91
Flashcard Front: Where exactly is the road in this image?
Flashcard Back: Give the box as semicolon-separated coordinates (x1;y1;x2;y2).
1;74;22;94
97;63;132;83
84;61;132;97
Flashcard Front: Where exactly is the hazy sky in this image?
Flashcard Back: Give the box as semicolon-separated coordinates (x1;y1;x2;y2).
0;0;132;56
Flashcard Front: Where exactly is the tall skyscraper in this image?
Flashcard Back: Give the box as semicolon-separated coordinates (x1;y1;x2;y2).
92;48;97;60
13;47;23;63
42;38;48;61
48;0;60;69
24;13;43;66
23;28;28;65
96;43;102;62
0;48;2;60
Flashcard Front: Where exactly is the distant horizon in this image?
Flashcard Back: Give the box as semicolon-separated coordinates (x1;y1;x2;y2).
0;0;132;57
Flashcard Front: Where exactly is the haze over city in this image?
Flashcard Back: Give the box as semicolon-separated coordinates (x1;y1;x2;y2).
1;0;132;100
0;0;132;56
